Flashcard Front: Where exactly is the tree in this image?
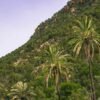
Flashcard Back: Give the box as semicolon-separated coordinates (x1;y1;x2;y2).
9;81;36;100
33;44;73;100
71;16;100;100
0;83;9;100
60;82;89;100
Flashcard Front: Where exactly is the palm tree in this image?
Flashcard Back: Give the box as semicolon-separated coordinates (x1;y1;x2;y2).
34;44;73;100
72;16;100;100
9;81;36;100
0;83;9;100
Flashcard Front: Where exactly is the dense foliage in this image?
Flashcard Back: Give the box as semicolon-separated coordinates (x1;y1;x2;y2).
0;0;100;100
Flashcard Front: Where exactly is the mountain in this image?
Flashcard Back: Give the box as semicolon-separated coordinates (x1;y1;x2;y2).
0;0;100;99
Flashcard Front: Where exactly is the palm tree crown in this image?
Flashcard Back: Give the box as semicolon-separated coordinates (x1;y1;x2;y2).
34;44;72;87
73;16;100;60
9;81;36;100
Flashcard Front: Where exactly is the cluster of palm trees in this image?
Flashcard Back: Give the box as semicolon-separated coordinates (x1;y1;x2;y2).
34;16;99;100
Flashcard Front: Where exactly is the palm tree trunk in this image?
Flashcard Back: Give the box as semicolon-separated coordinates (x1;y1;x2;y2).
55;73;61;100
88;60;96;100
56;85;61;100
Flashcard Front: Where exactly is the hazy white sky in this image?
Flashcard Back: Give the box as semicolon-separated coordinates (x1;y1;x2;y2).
0;0;67;57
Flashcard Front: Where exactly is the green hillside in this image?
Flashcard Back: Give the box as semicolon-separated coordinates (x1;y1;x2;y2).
0;0;100;100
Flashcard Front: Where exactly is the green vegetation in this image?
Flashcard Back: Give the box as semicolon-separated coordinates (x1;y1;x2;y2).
0;0;100;100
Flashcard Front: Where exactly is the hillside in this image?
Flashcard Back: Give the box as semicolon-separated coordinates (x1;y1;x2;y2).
0;0;100;100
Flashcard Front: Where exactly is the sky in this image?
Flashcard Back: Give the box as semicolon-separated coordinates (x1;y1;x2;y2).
0;0;67;57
